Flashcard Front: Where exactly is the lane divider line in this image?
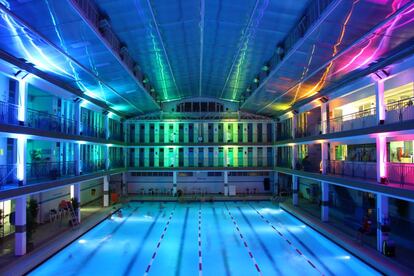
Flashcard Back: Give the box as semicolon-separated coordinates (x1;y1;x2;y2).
224;203;262;275
198;207;203;276
248;203;324;275
144;205;176;276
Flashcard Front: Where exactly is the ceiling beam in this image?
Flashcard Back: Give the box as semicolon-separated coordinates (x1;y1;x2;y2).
218;0;261;100
69;0;161;112
0;2;145;115
145;0;182;99
251;0;414;115
239;0;343;110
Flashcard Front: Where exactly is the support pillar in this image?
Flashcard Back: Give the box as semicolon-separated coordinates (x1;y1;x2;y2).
376;135;387;183
16;136;27;186
104;114;109;139
14;196;26;256
224;171;229;196
321;181;329;222
375;79;386;125
172;171;177;196
71;183;81;223
103;175;109;207
292;175;298;206
321;102;328;135
376;194;389;253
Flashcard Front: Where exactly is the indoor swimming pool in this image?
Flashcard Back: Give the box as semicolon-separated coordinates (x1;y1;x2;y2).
30;201;379;275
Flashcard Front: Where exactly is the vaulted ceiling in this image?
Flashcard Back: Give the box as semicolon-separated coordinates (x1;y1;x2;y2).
0;0;413;117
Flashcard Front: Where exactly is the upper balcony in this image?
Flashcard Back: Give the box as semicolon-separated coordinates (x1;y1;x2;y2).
129;157;274;170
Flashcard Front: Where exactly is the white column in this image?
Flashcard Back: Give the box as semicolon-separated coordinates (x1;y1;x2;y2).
375;79;386;124
321;181;329;222
376;135;387;183
172;171;177;196
321;102;328;134
15;196;26;256
17;136;27;186
103;175;109;207
224;170;229;196
17;77;28;125
292;175;298;206
71;183;81;223
376;194;389;253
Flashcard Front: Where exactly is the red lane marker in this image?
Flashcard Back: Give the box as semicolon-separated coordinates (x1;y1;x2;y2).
248;203;324;275
143;206;176;276
224;203;262;275
198;208;203;276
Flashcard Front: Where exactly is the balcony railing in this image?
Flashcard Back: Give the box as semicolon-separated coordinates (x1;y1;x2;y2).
0;101;19;125
26;108;78;135
80;123;106;139
277;132;293;141
81;159;106;174
387;163;414;186
26;161;76;182
129;157;274;169
295;123;321;138
110;159;125;169
325;107;377;134
385;97;414;124
326;160;377;180
109;132;124;142
0;164;17;188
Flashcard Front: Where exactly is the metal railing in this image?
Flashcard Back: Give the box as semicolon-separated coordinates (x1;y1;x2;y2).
26;161;76;182
81;159;106;174
326;160;377;180
71;0;100;27
0;101;19;125
325;107;377;133
385;97;414;123
26;108;78;135
276;132;293;141
109;132;124;142
295;123;322;138
80;123;106;139
284;0;333;51
387;163;414;186
109;159;125;169
0;164;17;188
129;157;274;169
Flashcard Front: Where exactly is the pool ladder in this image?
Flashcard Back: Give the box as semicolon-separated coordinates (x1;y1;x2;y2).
65;202;79;228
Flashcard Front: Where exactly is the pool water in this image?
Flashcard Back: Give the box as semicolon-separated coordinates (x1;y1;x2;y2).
30;201;379;276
